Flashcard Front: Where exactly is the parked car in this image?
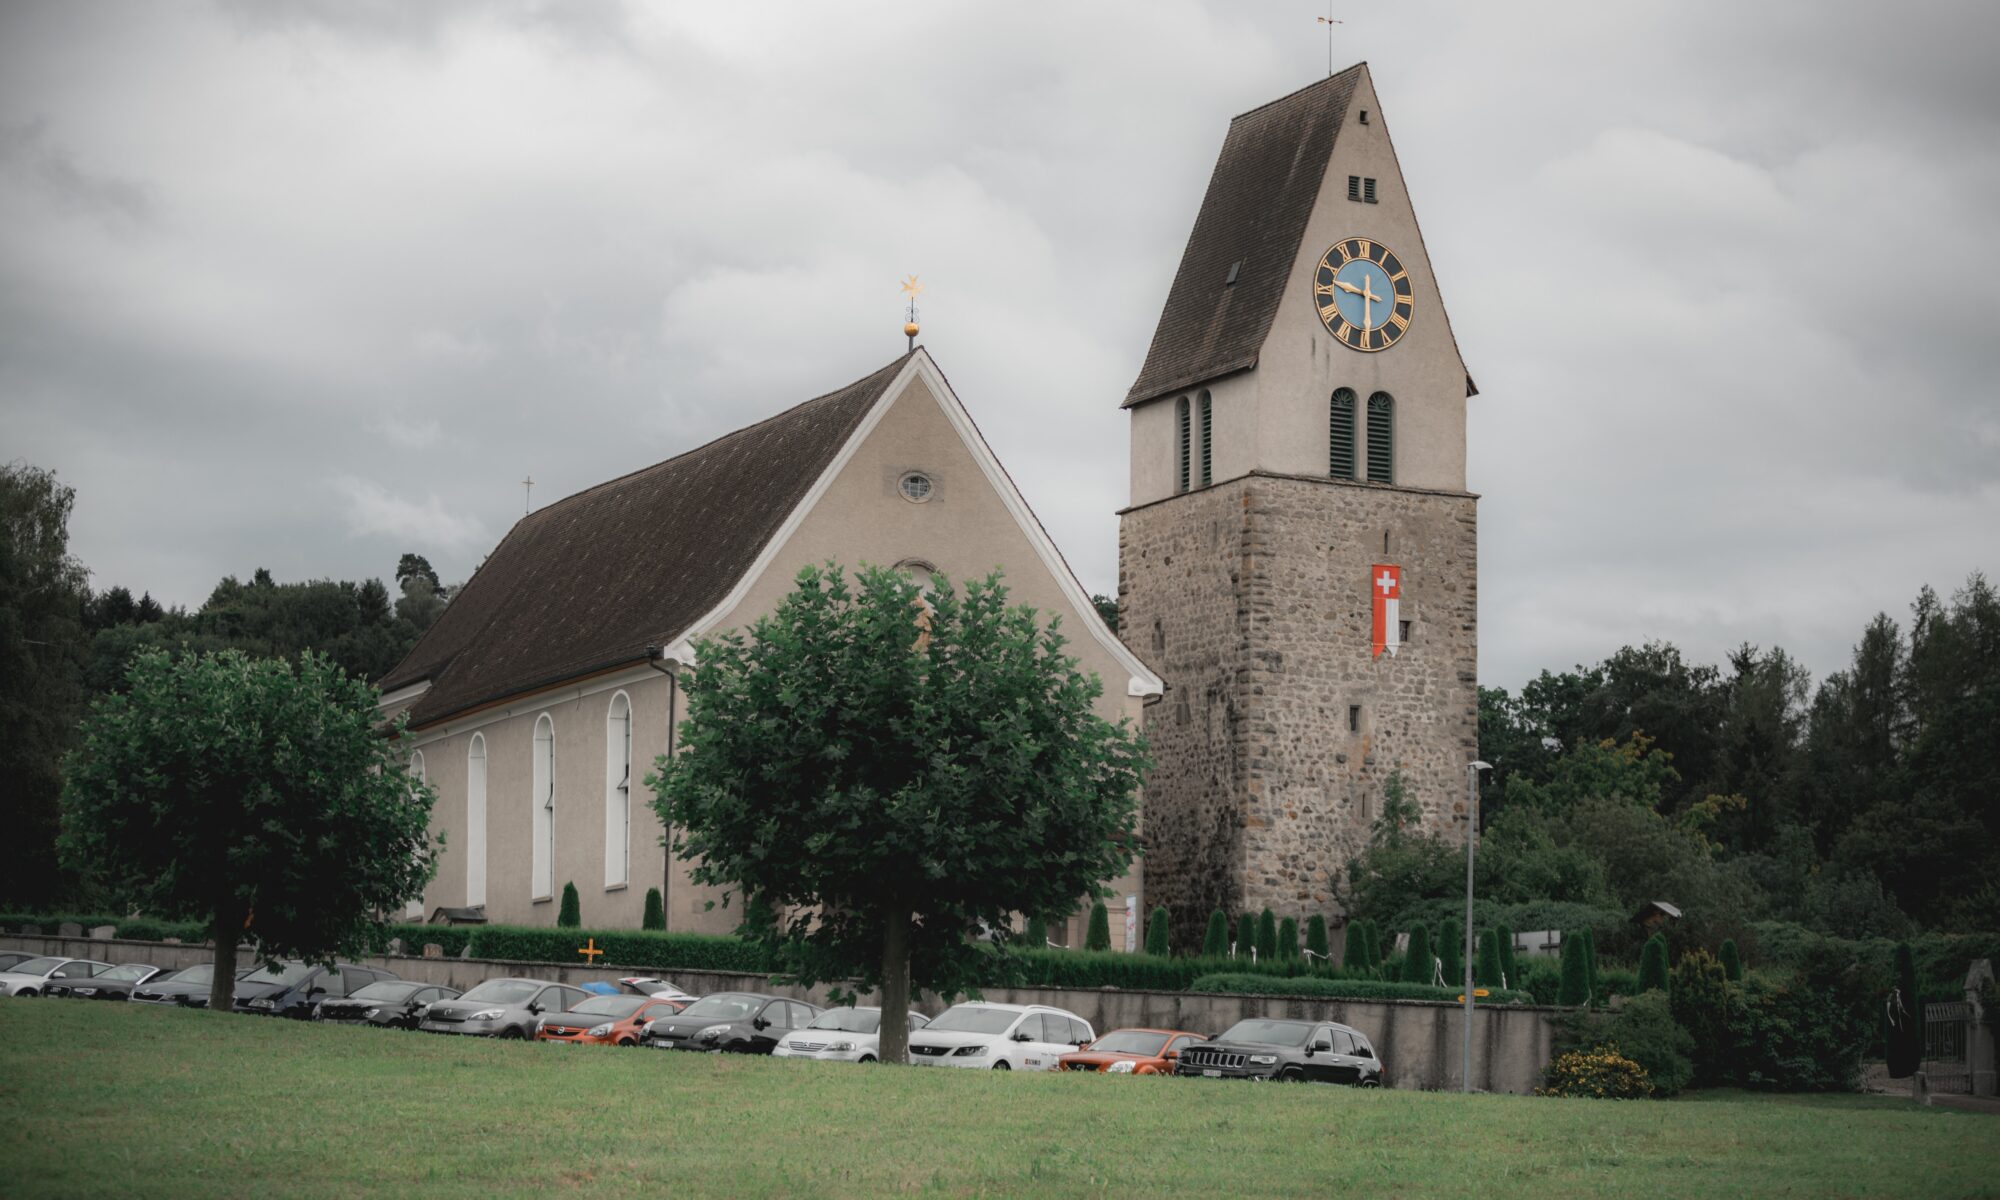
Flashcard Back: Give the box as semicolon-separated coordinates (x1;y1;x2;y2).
46;963;166;1001
0;953;34;973
908;1003;1094;1071
315;980;462;1029
772;1007;931;1064
0;957;112;997
618;976;696;1002
128;963;249;1007
233;961;398;1018
1172;1017;1382;1085
639;992;821;1054
418;977;589;1039
536;994;687;1046
1058;1027;1207;1075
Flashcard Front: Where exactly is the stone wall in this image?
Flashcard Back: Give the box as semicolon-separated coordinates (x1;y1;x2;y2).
2;933;1551;1093
1120;470;1477;946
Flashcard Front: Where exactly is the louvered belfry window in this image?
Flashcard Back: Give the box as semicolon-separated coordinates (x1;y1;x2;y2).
1367;392;1394;483
1176;396;1191;493
1330;388;1357;479
1197;390;1213;486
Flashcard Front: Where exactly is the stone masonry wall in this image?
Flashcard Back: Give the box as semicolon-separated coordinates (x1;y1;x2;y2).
1121;470;1477;947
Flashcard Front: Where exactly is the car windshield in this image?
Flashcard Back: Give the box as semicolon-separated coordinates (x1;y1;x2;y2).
8;958;63;977
807;1008;881;1034
679;994;761;1021
459;980;541;1005
350;982;423;1002
99;964;152;983
924;1006;1021;1035
160;964;215;985
1089;1031;1169;1056
568;995;646;1018
1216;1019;1313;1047
241;963;313;987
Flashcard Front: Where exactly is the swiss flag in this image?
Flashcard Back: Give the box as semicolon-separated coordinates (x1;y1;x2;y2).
1371;564;1401;658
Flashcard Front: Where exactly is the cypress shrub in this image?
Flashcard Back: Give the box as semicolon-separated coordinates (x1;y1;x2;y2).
1719;938;1743;981
1277;916;1300;960
1637;933;1670;993
1362;920;1382;970
1476;928;1503;988
1583;927;1600;1004
1202;909;1230;958
1256;909;1279;961
1145;906;1171;957
1496;923;1518;988
1085;901;1112;952
1234;912;1255;959
1305;914;1330;962
1439;917;1464;990
641;888;666;931
557;882;581;928
1342;921;1369;971
1885;942;1922;1078
1025;914;1049;948
1404;924;1434;987
1190;972;1531;1004
1557;932;1590;1006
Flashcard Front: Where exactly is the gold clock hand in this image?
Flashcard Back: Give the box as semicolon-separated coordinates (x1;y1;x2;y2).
1334;279;1365;295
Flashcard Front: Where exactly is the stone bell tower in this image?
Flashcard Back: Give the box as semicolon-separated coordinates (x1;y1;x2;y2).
1117;64;1479;945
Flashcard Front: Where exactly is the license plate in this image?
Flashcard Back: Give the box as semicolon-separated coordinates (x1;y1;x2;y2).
1203;1069;1221;1078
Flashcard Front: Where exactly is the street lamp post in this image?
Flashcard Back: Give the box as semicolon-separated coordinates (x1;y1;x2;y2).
1462;760;1492;1093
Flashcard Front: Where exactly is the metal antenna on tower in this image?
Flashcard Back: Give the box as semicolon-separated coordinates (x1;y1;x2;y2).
900;274;923;352
1318;5;1343;77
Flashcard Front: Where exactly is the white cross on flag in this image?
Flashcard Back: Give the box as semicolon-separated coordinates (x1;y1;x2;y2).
1371;564;1401;658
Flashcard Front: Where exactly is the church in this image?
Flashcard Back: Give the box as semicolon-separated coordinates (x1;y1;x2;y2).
381;62;1477;948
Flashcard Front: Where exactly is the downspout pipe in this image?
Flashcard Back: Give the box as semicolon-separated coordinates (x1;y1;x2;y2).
646;644;680;926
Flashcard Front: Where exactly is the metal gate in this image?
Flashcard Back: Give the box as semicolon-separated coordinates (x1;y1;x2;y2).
1924;1001;1972;1095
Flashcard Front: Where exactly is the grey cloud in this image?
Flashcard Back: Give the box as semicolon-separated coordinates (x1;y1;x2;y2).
0;118;152;232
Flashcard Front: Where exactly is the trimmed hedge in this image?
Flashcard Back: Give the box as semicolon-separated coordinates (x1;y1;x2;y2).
466;926;778;973
1189;972;1531;1004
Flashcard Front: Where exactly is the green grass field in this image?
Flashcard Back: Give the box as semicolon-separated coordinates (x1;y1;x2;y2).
1;1000;1992;1198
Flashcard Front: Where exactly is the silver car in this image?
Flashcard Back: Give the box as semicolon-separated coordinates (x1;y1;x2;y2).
0;957;113;997
416;977;588;1039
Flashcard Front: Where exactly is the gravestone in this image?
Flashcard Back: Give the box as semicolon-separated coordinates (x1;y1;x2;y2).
387;938;405;956
423;943;443;959
58;922;83;937
163;937;181;945
89;925;117;940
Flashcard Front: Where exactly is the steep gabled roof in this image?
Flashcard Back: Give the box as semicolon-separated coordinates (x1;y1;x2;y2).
379;352;913;727
1123;66;1362;408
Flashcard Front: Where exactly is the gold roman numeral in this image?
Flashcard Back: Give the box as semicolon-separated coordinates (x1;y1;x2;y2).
1389;313;1409;332
1315;281;1338;301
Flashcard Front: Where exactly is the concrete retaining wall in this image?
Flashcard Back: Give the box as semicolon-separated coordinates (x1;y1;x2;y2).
3;933;1555;1093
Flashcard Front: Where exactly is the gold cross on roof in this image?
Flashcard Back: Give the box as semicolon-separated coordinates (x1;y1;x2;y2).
899;274;923;300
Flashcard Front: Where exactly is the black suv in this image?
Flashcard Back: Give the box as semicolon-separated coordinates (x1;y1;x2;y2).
232;961;397;1019
1174;1017;1383;1085
640;992;822;1054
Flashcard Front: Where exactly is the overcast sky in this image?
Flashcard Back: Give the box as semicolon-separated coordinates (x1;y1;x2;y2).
4;1;1995;692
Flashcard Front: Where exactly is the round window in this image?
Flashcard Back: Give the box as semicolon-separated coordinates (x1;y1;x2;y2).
899;472;934;503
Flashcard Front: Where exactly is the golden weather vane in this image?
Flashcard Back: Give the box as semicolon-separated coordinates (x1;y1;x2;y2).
1318;5;1343;78
901;274;923;352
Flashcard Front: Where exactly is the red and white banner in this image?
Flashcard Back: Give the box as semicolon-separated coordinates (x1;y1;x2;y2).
1371;564;1401;658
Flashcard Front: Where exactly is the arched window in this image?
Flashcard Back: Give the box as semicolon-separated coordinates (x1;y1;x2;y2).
1197;390;1213;486
532;714;555;901
466;734;487;908
1175;396;1191;493
1366;392;1394;483
1330;388;1357;479
604;693;632;889
406;751;427;918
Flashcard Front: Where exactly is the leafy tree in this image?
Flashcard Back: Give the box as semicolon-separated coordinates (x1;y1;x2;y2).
1202;909;1229;958
396;553;441;593
1476;928;1502;988
558;882;581;928
1637;933;1670;993
1305;914;1330;962
1234;912;1254;959
653;564;1146;1065
1404;923;1434;987
1884;942;1922;1078
1439;917;1464;990
0;462;91;907
1277;916;1299;961
642;887;666;931
1256;909;1278;961
1090;592;1119;633
1719;938;1742;981
1086;902;1112;952
1558;932;1590;1005
59;649;436;1010
1145;905;1170;956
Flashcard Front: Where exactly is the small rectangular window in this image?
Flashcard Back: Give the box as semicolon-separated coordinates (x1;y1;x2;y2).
1359;109;1370;125
1347;705;1361;733
1399;619;1412;645
1347;175;1361;201
1364;178;1378;204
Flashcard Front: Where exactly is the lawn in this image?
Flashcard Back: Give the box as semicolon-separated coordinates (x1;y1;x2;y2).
1;1001;1992;1199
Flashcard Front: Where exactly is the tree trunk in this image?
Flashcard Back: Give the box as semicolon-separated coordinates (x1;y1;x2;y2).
207;902;244;1012
878;908;912;1066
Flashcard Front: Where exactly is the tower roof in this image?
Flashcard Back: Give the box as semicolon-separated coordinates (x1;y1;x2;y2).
1123;66;1364;408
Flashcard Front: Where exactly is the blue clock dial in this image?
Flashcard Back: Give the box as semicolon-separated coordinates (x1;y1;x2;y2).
1313;239;1414;352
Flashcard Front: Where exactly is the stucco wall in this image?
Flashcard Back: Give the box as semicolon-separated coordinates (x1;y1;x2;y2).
6;934;1552;1093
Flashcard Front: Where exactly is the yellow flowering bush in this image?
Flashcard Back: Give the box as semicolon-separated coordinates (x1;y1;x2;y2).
1537;1045;1655;1099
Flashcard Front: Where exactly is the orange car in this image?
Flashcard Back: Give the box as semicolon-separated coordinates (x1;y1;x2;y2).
1058;1027;1207;1074
536;994;688;1046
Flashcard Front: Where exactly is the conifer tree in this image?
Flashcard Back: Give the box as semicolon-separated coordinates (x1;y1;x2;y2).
1085;901;1112;951
1885;942;1922;1078
558;882;581;928
1496;923;1517;987
1278;915;1300;960
1404;923;1434;987
1203;909;1230;958
1342;921;1369;971
1582;927;1600;1004
1439;917;1463;989
1361;920;1382;970
1235;912;1255;959
1256;908;1278;961
1637;933;1670;993
1145;905;1171;957
1305;914;1330;962
1557;932;1590;1005
1718;938;1742;981
1476;928;1502;988
642;887;666;931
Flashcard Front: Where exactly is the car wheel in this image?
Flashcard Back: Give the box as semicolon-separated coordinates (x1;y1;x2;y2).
991;1060;1011;1071
1279;1068;1305;1083
618;1038;636;1047
19;990;35;998
1360;1078;1382;1088
859;1055;876;1064
498;1027;525;1040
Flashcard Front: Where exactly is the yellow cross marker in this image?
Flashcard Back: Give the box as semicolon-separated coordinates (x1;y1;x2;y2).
578;937;604;964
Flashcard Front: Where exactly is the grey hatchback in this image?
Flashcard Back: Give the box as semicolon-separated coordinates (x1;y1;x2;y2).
417;977;588;1040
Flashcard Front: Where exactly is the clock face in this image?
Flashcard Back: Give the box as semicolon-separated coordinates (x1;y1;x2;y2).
1313;239;1414;352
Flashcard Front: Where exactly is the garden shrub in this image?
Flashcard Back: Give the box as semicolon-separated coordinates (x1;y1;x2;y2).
468;926;778;972
1277;916;1300;961
1668;949;1733;1087
1305;914;1330;962
1637;934;1669;993
1256;909;1278;961
1537;1047;1655;1100
1202;909;1229;958
1145;906;1170;957
557;883;581;929
1361;920;1382;970
1403;924;1433;987
642;888;666;931
1438;918;1463;991
1719;937;1743;981
1085;902;1111;952
1520;957;1562;1005
1476;929;1502;988
1603;991;1694;1094
1557;933;1589;1005
1342;921;1369;971
1596;967;1638;1001
1583;927;1600;1003
1496;923;1518;989
1234;912;1255;960
1189;972;1530;1004
1720;941;1876;1092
